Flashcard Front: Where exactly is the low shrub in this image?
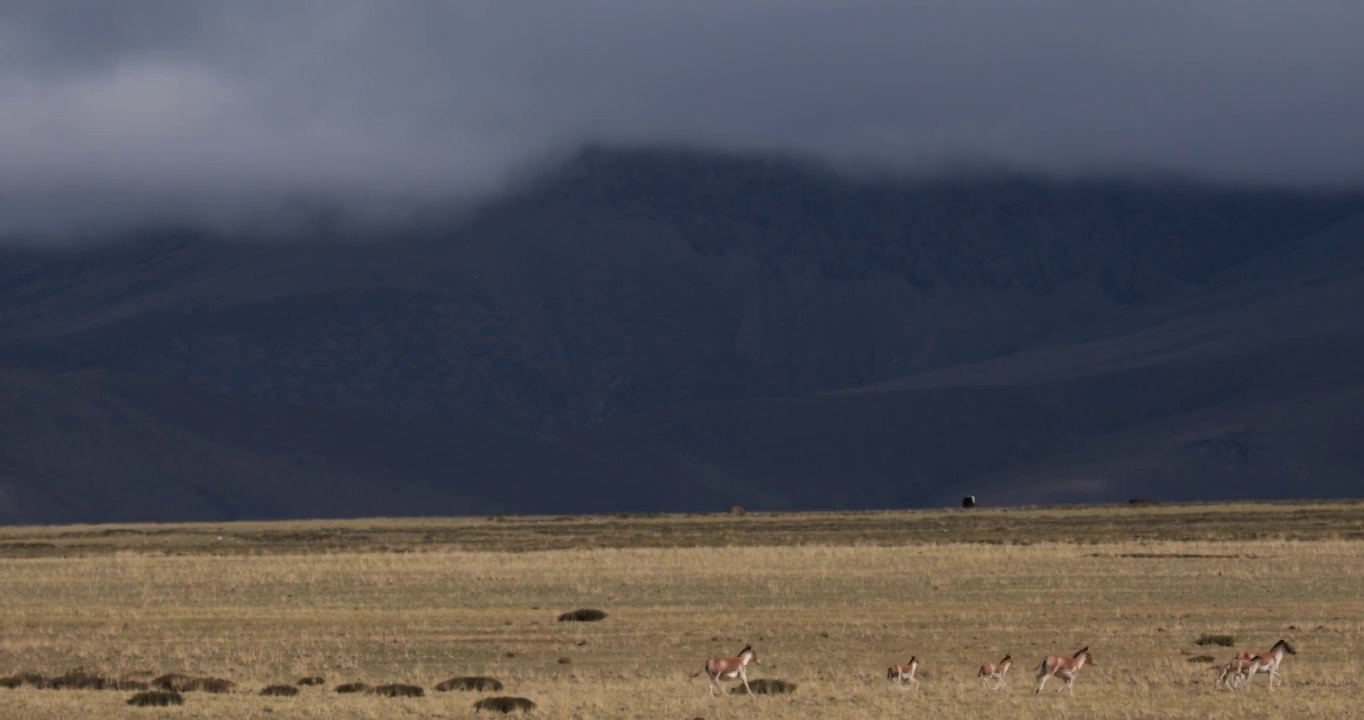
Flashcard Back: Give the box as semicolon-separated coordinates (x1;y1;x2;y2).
1195;634;1235;647
557;608;607;622
127;690;183;706
731;679;797;695
370;683;424;698
434;676;505;692
474;696;536;713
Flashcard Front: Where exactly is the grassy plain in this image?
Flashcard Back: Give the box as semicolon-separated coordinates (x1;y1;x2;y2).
2;502;1363;719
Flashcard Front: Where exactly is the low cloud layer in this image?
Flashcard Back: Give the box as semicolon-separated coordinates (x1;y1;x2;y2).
3;1;1363;237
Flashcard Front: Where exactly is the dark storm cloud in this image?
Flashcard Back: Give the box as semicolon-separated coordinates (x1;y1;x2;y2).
2;0;1363;236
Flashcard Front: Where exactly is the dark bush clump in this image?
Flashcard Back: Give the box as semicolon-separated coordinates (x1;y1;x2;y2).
128;690;184;706
261;684;299;696
151;674;236;693
43;669;110;690
474;695;537;713
0;672;46;689
1195;634;1236;647
1188;655;1216;663
732;679;797;695
435;676;505;692
335;682;369;694
151;674;194;691
370;683;424;698
296;676;326;686
187;677;236;693
557;608;607;622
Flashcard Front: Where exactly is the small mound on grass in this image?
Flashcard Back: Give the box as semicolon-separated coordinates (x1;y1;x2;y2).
128;690;183;707
557;608;607;622
370;683;424;698
1188;655;1216;663
335;682;369;694
44;669;110;690
187;677;236;693
261;684;299;697
152;674;235;693
731;679;797;695
435;676;505;692
296;676;326;686
1;672;46;689
1195;634;1236;647
474;696;536;713
152;674;191;691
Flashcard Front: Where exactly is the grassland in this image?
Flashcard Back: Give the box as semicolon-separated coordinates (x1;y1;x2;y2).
2;501;1363;718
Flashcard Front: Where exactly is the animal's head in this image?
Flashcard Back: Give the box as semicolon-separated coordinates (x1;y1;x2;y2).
1001;654;1012;664
909;656;918;667
739;645;758;664
1274;639;1298;655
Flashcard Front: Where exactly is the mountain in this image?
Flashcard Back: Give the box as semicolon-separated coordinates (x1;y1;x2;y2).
2;146;1364;523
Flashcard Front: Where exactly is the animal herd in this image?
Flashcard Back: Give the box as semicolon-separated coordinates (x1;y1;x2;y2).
694;639;1298;697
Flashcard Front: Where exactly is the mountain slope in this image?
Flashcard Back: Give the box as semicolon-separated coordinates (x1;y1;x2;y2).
3;148;1364;522
0;368;722;524
4;148;1362;433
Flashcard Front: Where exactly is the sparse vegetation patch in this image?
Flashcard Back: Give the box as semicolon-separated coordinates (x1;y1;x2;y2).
0;672;45;689
127;690;183;707
435;676;505;692
369;683;424;698
731;678;797;695
558;608;607;622
474;695;536;713
1195;634;1236;647
260;684;298;696
335;682;369;694
296;676;325;686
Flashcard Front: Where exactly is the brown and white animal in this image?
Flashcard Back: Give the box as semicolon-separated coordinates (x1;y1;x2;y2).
692;644;758;696
886;656;919;691
1034;646;1094;694
1234;639;1296;689
1213;656;1257;689
978;653;1012;689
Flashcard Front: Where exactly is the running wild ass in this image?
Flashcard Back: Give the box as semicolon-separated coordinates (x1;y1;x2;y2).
1234;639;1297;690
1034;646;1094;694
886;656;920;691
693;644;759;696
978;653;1013;689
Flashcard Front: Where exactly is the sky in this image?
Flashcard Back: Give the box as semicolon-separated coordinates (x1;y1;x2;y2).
2;0;1363;236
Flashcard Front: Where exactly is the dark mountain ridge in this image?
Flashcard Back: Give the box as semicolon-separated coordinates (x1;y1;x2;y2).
2;146;1364;523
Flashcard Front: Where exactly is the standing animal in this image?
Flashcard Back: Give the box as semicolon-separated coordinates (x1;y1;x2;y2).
886;656;919;691
1234;639;1296;689
1034;646;1094;695
978;653;1012;689
692;644;758;696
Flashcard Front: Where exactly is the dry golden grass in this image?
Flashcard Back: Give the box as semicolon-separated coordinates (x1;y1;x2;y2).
1;502;1362;718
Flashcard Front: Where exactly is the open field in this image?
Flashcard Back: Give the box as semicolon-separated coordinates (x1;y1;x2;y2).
2;502;1363;718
